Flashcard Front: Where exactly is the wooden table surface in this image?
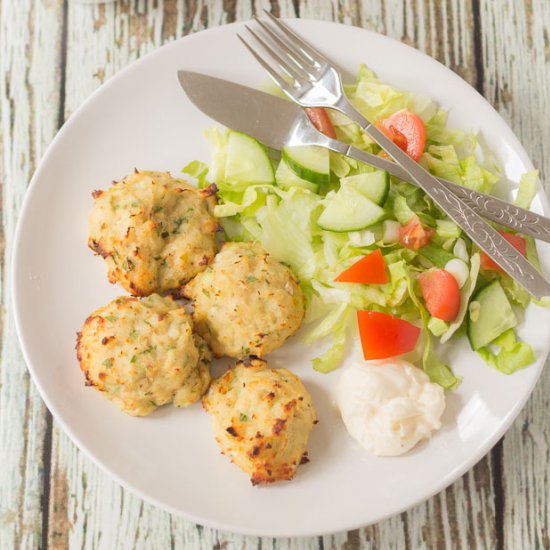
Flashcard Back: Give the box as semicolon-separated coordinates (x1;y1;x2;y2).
1;1;549;548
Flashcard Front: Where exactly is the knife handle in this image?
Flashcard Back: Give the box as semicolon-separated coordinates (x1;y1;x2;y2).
334;97;550;299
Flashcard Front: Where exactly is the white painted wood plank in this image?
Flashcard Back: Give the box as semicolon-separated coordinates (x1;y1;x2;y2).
480;1;550;548
0;0;64;548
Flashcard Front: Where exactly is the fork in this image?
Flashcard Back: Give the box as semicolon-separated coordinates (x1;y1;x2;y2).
238;12;550;299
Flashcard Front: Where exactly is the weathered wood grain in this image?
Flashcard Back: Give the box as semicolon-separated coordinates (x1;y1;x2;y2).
0;1;65;549
480;2;550;548
1;0;549;548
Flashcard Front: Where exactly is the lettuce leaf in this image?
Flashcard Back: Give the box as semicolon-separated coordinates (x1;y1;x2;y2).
440;253;481;343
515;170;539;209
477;329;535;374
204;126;228;184
181;160;209;188
255;187;321;279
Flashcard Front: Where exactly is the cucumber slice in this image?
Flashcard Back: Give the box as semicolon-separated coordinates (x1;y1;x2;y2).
282;145;330;185
275;159;319;193
467;280;518;350
317;186;386;232
340;171;390;205
225;131;275;188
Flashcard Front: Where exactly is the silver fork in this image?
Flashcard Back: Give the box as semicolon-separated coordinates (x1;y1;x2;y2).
238;12;550;299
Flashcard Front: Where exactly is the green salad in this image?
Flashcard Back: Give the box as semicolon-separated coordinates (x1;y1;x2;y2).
182;65;543;389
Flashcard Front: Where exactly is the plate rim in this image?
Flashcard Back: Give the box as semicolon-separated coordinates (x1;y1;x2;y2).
11;18;550;537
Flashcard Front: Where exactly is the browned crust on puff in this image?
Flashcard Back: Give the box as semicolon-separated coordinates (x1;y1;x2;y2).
202;357;316;486
199;183;218;198
88;171;218;297
88;239;110;259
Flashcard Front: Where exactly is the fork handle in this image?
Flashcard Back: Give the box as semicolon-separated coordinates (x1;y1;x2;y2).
335;98;550;299
323;140;550;243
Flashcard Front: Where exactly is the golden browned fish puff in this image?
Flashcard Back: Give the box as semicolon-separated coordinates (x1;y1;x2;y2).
202;358;316;485
76;294;211;416
88;170;218;296
183;242;305;358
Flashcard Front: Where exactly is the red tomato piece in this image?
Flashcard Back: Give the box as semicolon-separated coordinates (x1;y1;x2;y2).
376;121;408;152
480;231;526;272
334;249;388;284
399;216;435;250
357;310;421;360
378;110;426;161
304;107;337;139
418;269;461;322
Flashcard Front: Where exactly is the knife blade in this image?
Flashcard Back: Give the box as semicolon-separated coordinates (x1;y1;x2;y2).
177;70;550;244
178;70;303;151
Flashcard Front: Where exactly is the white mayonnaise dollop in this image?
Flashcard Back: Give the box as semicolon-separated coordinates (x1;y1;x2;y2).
336;359;445;457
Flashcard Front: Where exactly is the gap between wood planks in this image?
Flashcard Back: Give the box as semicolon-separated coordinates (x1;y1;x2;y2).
471;4;505;550
41;2;69;550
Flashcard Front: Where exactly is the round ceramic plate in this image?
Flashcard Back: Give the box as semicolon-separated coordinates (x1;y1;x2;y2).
13;20;550;537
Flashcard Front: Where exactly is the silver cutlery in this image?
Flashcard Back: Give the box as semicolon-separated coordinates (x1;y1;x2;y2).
177;71;550;245
237;12;550;299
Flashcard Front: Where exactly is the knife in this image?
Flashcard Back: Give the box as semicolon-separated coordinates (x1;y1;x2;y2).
177;70;550;244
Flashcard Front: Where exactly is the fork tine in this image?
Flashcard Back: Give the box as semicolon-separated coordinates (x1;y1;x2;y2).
244;25;310;85
237;34;295;97
263;9;329;67
253;16;317;76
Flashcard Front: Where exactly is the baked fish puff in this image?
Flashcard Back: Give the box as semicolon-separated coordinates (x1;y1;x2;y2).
202;358;317;485
76;294;211;417
183;242;305;358
88;170;218;296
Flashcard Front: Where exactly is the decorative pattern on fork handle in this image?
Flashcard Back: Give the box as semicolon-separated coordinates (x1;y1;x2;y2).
450;186;550;239
427;186;536;279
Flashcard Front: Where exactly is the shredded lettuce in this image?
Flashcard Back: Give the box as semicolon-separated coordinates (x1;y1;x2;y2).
436;219;461;240
181;160;209;188
500;275;531;308
428;317;448;337
393;195;416;225
477;329;535;374
255;187;321;279
305;303;352;373
515;170;539;209
418;243;454;268
214;186;268;217
204;126;228;184
440;253;481;343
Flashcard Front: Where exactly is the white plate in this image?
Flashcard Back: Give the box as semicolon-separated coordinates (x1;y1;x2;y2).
13;20;550;537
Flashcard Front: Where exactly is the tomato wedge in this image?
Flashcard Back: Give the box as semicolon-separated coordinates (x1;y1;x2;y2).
357;310;421;360
334;249;388;284
399;216;435;250
378;110;426;161
304;107;337;139
480;230;527;272
418;269;461;322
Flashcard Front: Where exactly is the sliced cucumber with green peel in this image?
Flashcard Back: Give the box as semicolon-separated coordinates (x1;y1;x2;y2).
317;186;386;232
340;171;390;205
224;131;275;188
282;145;330;186
275;159;319;193
467;280;517;350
